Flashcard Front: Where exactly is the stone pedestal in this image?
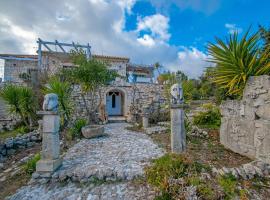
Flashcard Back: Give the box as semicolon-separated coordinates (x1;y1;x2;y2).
142;106;149;128
36;111;62;173
170;104;186;153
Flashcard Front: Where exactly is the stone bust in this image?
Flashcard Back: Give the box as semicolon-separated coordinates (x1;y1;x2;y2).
42;93;59;112
170;83;183;104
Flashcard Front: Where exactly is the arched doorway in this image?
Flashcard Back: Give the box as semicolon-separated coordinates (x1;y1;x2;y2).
106;90;124;116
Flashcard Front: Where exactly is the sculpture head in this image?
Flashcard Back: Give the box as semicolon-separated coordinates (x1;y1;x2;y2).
170;83;183;104
43;93;59;112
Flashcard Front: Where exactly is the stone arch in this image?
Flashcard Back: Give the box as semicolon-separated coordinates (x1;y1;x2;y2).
104;87;127;116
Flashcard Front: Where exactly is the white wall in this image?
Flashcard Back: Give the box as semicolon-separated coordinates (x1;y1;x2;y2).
0;59;4;82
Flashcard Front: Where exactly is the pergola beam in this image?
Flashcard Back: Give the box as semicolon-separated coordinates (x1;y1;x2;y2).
55;40;66;53
37;38;92;69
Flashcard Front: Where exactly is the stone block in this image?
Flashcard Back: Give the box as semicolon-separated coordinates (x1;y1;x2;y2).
42;114;60;133
41;133;60;160
170;108;186;153
81;125;105;139
36;158;62;173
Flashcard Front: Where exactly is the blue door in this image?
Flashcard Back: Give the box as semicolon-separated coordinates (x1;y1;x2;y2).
106;92;122;116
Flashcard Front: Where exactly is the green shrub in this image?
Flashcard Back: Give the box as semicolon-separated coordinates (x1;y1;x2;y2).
23;153;40;175
16;126;29;134
69;118;87;139
218;174;238;199
0;84;38;129
193;103;221;129
146;154;208;193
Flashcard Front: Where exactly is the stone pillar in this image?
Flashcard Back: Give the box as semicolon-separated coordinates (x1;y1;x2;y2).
171;104;186;153
36;94;62;173
142;106;149;128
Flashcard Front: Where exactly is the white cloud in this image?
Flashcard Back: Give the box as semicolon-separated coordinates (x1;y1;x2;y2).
225;23;243;34
137;14;170;41
137;34;155;47
167;47;210;78
0;16;37;54
0;0;208;78
117;0;137;14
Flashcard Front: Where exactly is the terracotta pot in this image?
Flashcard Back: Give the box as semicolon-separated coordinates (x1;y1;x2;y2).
81;125;105;139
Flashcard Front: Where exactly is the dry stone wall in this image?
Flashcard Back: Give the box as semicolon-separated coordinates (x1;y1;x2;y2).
0;130;41;163
220;75;270;163
71;83;166;122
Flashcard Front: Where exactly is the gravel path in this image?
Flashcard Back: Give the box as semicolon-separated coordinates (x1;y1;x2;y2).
7;123;164;200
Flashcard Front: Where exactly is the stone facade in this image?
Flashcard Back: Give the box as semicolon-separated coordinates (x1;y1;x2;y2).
71;82;166;122
0;51;165;123
220;75;270;163
2;58;37;83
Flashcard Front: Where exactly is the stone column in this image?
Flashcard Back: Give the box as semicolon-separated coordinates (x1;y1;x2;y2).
170;105;186;153
36;94;62;173
142;106;149;128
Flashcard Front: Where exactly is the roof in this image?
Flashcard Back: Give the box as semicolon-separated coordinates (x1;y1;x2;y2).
92;54;130;62
127;64;154;74
0;54;38;59
0;52;129;62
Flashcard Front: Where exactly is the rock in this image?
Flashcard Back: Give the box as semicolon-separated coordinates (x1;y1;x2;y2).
32;172;40;179
1;148;7;156
26;142;34;148
81;125;105;139
0;176;6;182
3;168;12;173
5;138;14;148
157;121;170;127
7;149;16;156
243;163;256;179
0;163;4;169
144;126;168;135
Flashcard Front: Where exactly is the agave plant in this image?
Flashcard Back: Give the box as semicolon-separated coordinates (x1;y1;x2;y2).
0;84;37;128
208;30;270;96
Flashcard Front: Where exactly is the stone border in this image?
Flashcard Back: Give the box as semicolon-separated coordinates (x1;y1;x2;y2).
0;130;41;163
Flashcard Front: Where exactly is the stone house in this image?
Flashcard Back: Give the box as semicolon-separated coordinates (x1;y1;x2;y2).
0;52;165;123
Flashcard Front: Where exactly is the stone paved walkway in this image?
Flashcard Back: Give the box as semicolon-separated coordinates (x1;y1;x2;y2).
8;123;164;200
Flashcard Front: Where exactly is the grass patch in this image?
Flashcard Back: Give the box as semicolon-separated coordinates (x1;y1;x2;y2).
22;153;41;175
218;173;238;199
0;126;29;140
146;154;212;199
67;118;87;140
193;103;221;130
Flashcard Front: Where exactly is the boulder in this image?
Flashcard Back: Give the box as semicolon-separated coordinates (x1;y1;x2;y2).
81;125;105;139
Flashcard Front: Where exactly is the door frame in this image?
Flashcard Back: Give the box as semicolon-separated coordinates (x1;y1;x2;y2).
105;89;124;116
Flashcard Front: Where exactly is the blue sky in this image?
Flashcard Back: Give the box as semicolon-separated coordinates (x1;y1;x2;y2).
126;0;269;51
0;0;269;78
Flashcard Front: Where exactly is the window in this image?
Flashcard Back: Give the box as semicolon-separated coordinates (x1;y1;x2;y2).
112;94;116;108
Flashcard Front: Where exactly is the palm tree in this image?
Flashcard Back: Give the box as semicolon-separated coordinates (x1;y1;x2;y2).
208;30;270;96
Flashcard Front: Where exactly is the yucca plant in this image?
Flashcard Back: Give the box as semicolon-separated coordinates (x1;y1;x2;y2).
43;77;72;126
208;30;270;96
0;84;37;128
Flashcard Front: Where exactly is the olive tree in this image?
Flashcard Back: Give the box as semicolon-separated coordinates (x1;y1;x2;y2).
69;50;118;123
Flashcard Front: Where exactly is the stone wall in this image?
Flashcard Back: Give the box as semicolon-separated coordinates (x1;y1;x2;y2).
220;75;270;163
0;130;41;162
71;82;166;122
3;59;37;83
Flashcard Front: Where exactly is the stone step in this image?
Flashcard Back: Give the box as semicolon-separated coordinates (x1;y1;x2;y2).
108;116;127;123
